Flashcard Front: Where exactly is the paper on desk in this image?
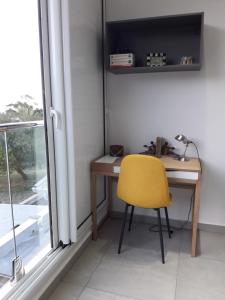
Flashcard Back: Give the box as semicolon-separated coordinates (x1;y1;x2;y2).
96;155;118;164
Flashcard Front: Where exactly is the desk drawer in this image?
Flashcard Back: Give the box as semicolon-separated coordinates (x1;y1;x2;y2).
166;171;198;180
113;166;198;180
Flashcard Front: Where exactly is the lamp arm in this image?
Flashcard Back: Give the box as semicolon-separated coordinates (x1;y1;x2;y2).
183;143;189;158
192;141;202;173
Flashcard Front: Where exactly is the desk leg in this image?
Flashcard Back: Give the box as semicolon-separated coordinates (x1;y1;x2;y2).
108;176;113;218
191;179;201;257
91;173;97;240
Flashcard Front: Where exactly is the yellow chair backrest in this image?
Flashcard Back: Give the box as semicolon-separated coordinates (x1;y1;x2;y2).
117;154;171;209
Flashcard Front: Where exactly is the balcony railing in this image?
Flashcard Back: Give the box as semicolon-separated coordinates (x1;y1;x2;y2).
0;120;44;132
0;121;50;287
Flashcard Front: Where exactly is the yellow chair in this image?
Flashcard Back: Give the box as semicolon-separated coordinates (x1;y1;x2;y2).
117;154;172;264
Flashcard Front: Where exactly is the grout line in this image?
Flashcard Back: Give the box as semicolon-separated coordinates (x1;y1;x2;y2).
76;285;86;300
85;286;141;300
186;254;225;264
77;237;143;300
77;239;112;299
173;231;182;300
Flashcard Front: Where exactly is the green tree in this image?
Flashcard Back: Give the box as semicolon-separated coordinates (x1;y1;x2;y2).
1;95;43;122
0;96;44;180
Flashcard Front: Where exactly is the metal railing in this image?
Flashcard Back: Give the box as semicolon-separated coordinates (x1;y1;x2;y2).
0;120;44;282
0;120;44;132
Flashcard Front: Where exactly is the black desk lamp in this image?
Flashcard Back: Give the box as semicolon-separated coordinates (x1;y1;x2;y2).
175;134;192;161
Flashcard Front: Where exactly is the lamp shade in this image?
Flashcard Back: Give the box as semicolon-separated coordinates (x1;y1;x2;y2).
175;134;192;144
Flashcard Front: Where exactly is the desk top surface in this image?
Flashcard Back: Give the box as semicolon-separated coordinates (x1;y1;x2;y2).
92;154;201;173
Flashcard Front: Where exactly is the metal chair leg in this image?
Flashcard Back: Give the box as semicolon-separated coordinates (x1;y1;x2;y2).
164;207;172;239
128;205;134;232
157;208;165;264
118;204;129;254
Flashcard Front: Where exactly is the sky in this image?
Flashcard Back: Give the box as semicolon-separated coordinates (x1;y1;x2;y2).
0;0;43;113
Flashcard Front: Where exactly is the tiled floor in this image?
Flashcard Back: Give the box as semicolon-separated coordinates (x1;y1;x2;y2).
48;219;225;300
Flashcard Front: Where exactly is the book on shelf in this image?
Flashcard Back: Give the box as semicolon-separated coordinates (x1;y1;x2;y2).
110;63;133;68
110;53;134;60
110;59;134;65
110;57;134;63
109;53;135;68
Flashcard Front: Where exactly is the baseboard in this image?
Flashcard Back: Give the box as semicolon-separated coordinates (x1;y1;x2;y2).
198;223;225;234
77;199;108;241
111;211;225;234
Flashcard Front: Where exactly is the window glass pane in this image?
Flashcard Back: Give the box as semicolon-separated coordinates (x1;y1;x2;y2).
0;0;53;290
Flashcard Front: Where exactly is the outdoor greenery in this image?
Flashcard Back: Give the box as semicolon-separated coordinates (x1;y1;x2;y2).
0;95;45;180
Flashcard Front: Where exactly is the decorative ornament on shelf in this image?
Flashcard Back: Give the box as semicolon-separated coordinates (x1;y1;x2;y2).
147;52;167;67
180;56;193;65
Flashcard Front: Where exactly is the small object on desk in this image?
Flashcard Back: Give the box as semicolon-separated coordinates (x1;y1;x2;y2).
161;141;177;156
96;155;118;164
110;145;124;157
175;134;192;161
143;141;156;155
141;137;178;157
155;136;164;157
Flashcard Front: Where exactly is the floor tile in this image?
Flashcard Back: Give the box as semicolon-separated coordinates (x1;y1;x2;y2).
48;281;83;300
180;229;199;257
198;230;225;261
104;242;177;267
175;256;225;300
123;223;181;255
62;239;109;286
100;219;181;256
180;229;225;260
48;220;225;300
87;243;178;300
78;287;138;300
98;219;121;241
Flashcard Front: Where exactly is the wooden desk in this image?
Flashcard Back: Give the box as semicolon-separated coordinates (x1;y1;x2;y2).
90;155;201;257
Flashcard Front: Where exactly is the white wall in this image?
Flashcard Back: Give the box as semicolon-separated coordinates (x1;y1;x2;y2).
69;0;104;226
106;0;225;226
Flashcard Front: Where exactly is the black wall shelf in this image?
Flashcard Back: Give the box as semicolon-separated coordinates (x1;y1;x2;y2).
109;64;201;74
106;12;204;74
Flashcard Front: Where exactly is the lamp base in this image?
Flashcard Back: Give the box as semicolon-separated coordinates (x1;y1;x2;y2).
178;155;190;162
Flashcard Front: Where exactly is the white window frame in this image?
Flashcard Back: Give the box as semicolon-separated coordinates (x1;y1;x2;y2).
47;0;77;245
1;0;79;297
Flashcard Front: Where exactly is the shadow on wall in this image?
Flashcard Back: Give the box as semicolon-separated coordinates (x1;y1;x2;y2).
203;25;225;79
200;159;225;224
